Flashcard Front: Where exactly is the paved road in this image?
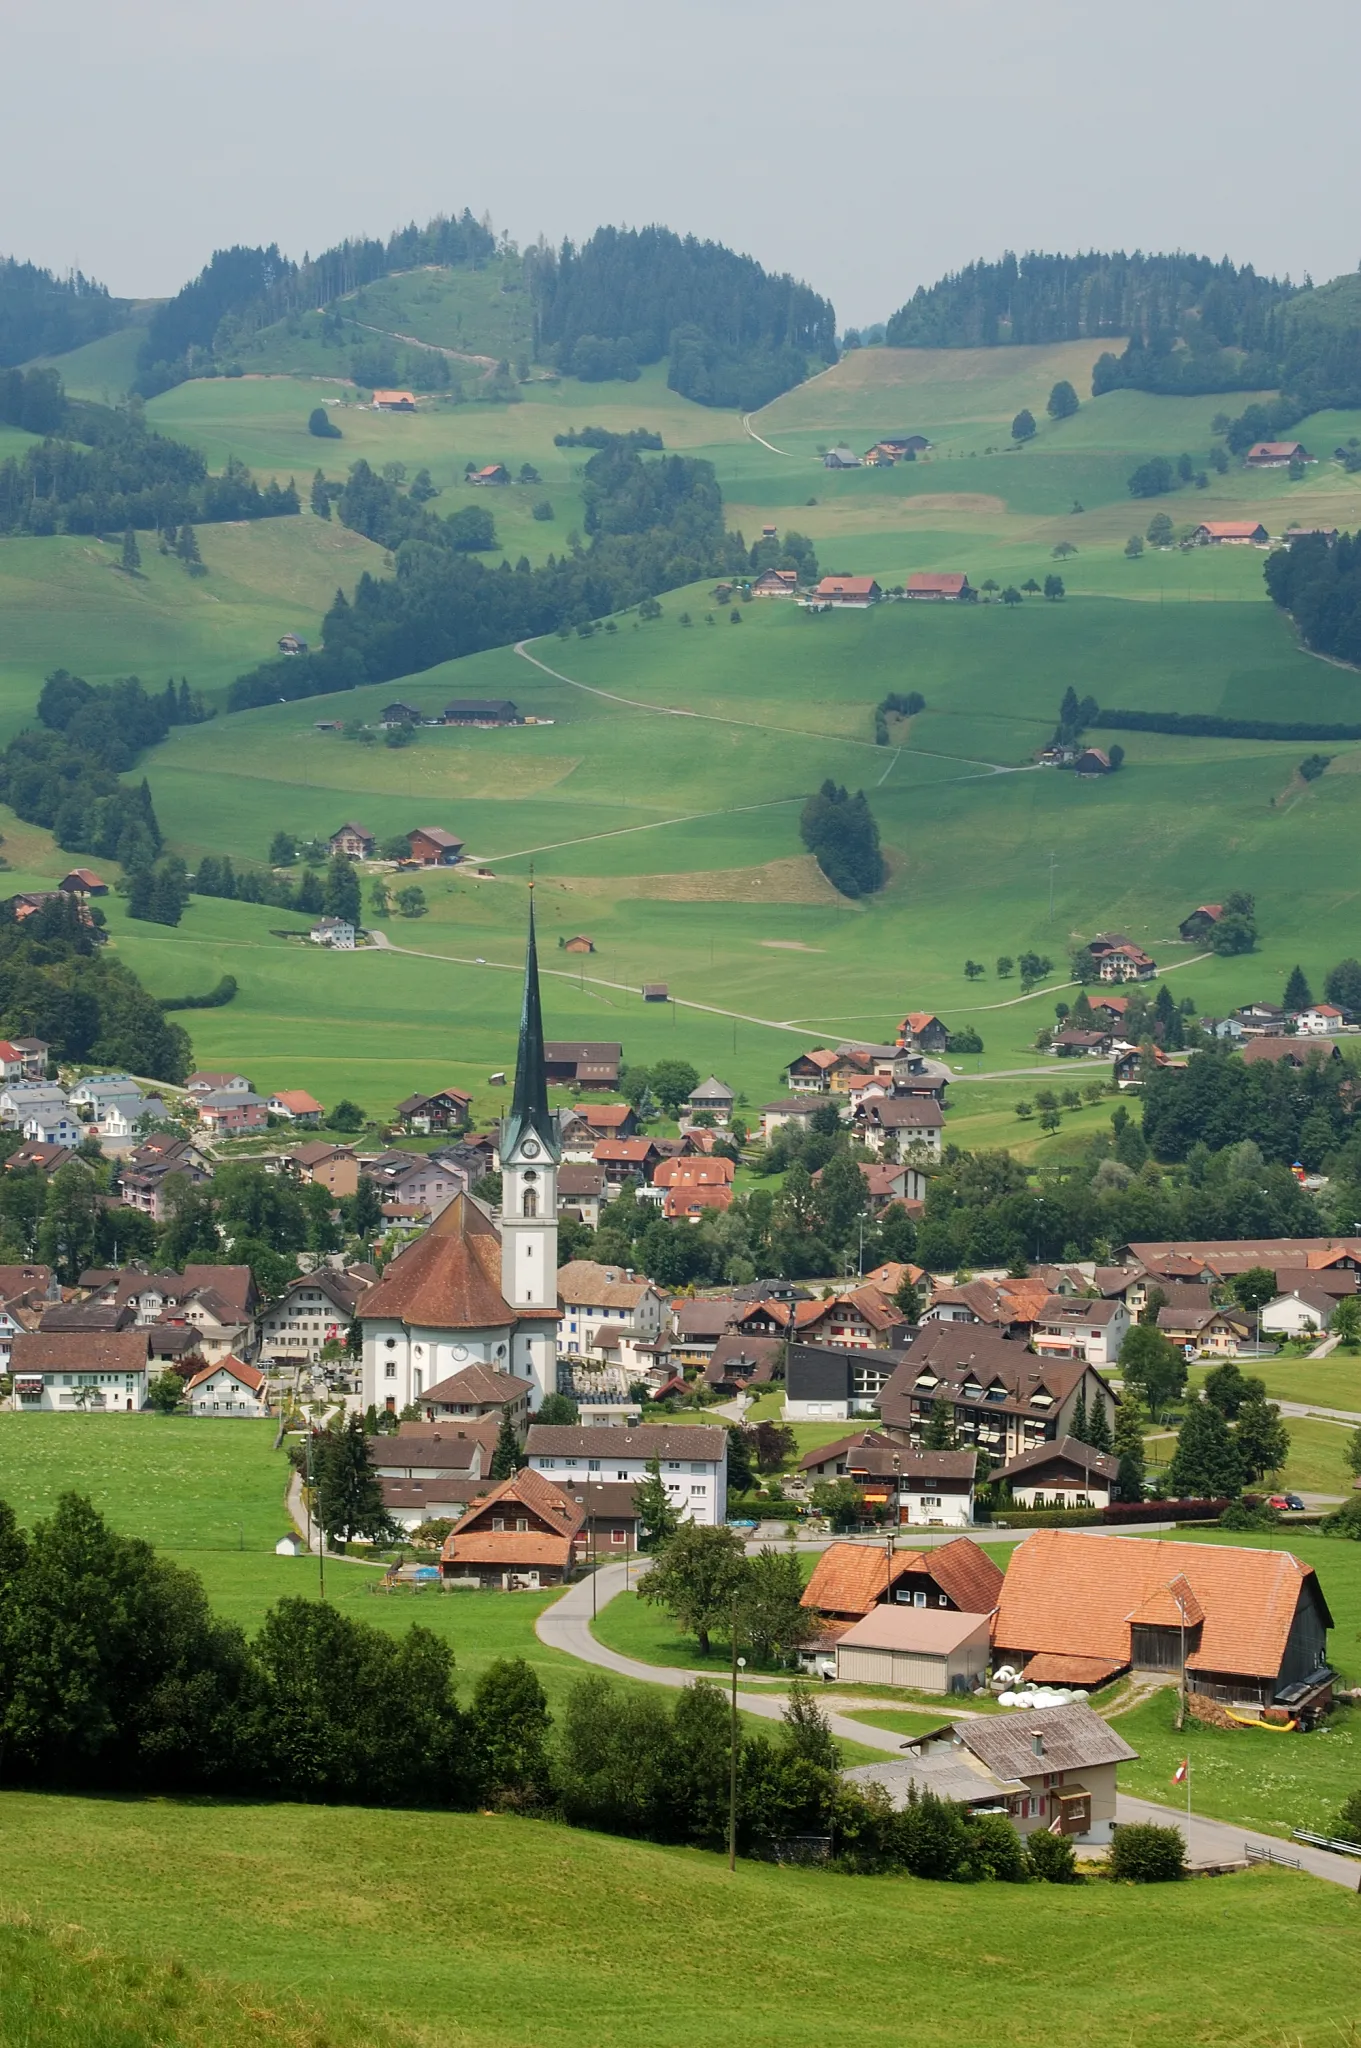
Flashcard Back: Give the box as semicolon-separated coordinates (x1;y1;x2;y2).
538;1561;1361;1888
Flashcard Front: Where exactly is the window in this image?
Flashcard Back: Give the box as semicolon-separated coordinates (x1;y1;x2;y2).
540;1457;557;1470
588;1459;601;1472
689;1461;707;1475
922;1494;941;1507
515;1517;529;1533
666;1461;681;1471
610;1528;626;1546
690;1485;705;1496
523;1188;538;1217
615;1470;628;1481
492;1516;505;1532
913;1591;926;1608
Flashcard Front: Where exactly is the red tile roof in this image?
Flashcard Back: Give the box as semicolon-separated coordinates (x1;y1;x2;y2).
184;1353;266;1395
361;1195;513;1330
905;573;968;596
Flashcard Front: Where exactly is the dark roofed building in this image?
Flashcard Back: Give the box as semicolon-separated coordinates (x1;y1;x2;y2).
543;1040;622;1088
443;699;519;725
785;1340;903;1422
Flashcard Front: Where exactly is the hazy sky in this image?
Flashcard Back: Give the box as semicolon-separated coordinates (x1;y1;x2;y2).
6;0;1358;326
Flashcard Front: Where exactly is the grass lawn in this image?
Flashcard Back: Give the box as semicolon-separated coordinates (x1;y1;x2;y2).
591;1577;814;1675
1113;1685;1359;1841
1234;1355;1361;1414
1;1795;1356;2048
841;1706;960;1738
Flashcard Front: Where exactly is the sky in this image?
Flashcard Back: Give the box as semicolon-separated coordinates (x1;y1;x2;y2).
5;0;1359;327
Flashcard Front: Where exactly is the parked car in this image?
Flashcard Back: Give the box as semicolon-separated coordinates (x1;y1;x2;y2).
1265;1493;1305;1512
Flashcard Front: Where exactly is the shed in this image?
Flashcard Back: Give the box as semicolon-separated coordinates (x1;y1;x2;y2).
834;1606;993;1693
642;983;669;1002
276;1532;306;1556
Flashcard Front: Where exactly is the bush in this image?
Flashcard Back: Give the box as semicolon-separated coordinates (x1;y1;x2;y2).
964;1812;1029;1881
308;407;342;439
1333;1788;1361;1846
1321;1495;1361;1540
1109;1823;1185;1883
1026;1827;1080;1883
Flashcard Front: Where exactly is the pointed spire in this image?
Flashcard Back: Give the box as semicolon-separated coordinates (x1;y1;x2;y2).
503;888;558;1161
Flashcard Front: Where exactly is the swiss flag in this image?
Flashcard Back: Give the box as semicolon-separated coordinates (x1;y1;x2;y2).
1173;1759;1188;1784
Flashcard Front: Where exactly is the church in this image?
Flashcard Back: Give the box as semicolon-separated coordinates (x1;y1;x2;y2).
360;902;561;1414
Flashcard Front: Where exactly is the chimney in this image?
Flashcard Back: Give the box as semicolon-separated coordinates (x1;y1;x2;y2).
1032;1733;1044;1758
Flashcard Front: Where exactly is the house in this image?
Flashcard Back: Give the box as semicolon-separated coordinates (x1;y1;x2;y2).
1284;526;1338;546
542;1039;621;1088
10;1329;151;1412
23;1111;83;1149
327;823;375;859
854;1701;1139;1845
59;868;107;897
1179;904;1223;941
687;1075;735;1123
369;1419;501;1527
876;1326;1117;1467
186;1070;252;1099
1241;1036;1343;1068
784;1340;902;1422
183;1354;270;1417
556;1162;605;1228
468;463;511;486
992;1527;1335;1712
440;1466;586;1589
1052;1027;1112;1057
419;1361;533;1426
563;934;595;954
590;1137;659;1193
811;575;881;606
1191;520;1269;545
793;1288;910;1351
5;1141;72;1178
407;826;464;867
1297;1004;1345;1036
393;1089;472;1135
1156;1303;1252;1356
642;983;669;1003
904;572;972;600
1073;747;1112;776
876;435;930;458
661;1182;734;1224
923;1275;1053;1341
117;1134;212;1221
196;1091;270;1135
277;633;308;656
1086;935;1157;982
1260;1286;1338;1340
1030;1295;1130;1367
801;1534;1003;1626
362;1149;466;1218
275;1532;306;1555
846;1443;979;1527
525;1423;728;1527
822;447;861;469
834;1606;992;1692
668;1296;741;1368
268;1090;324;1126
758;1098;823;1142
1245;441;1311;467
998;1437;1119;1510
751;568;799;597
549;1480;643;1555
291;1140;359;1199
573;1102;638;1140
311;912;355;944
380;701;423;726
784;1049;841;1093
372;390;417;411
853;1096;944;1159
702;1330;782;1394
443;699;520;726
257;1269;368;1368
556;1259;666;1358
898;1012;950;1053
856;1160;928;1211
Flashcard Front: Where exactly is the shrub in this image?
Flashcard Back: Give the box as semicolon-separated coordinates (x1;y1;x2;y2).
308;406;342;439
1322;1495;1361;1539
1333;1788;1361;1846
964;1812;1029;1881
1026;1827;1080;1883
1109;1822;1185;1882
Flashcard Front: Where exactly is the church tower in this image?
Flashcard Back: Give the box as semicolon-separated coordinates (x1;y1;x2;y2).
500;891;561;1406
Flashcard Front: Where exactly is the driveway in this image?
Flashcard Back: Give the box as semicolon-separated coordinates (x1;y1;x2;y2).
537;1562;1361;1888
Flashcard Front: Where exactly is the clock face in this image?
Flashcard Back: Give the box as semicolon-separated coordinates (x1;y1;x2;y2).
521;1138;540;1159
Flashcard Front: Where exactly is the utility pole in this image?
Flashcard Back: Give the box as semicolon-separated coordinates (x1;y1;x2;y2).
728;1595;745;1872
1047;850;1057;923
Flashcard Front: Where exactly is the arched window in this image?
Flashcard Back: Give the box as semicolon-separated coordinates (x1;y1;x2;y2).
522;1187;538;1217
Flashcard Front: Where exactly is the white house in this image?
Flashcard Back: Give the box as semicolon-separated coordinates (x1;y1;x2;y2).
68;1074;144;1119
1260;1286;1336;1339
1030;1295;1129;1367
998;1437;1119;1510
258;1270;367;1367
556;1259;666;1358
1;1083;70;1131
183;1354;270;1417
524;1423;728;1527
311;918;356;950
1297;1005;1345;1036
23;1112;83;1149
9;1330;150;1412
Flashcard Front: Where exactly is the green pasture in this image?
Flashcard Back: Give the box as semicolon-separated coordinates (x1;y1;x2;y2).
1226;1354;1361;1413
31;314;152;402
2;1797;1354;2048
1116;1686;1358;1841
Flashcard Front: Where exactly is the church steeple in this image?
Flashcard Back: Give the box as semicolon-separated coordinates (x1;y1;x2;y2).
502;889;559;1164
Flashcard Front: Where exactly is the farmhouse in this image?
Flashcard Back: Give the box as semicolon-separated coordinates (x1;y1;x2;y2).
853;1095;944;1159
811;575;881;606
593;1136;661;1190
1245;441;1311;467
563;934;595;953
469;463;510;485
1087;935;1157;982
327;822;374;859
277;633;308;656
380;701;423;725
1285;526;1339;546
372;390;417;411
751;568;799;597
1241;1036;1343;1068
58;868;107;896
1179;903;1223;940
822;447;861;468
844;1442;979;1527
802;1535;1003;1626
543;1039;621;1087
10;1329;151;1412
993;1528;1335;1712
393;1089;472;1134
183;1355;270;1418
443;699;520;726
898;1011;950;1053
268;1090;324;1125
440;1466;585;1589
407;826;464;866
1192;520;1269;546
687;1075;735;1122
784;1048;840;1092
904;572;972;600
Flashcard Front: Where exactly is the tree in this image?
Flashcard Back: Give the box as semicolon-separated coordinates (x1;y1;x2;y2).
1118;1322;1186;1421
536;1393;580;1426
1325;959;1361;1011
1128;457;1175;499
489;1411;523;1480
964;960;985;979
469;1657;552;1807
1230;1267;1279;1316
1146;511;1175;546
1086;1393;1112;1454
739;1547;817;1662
1021;578;1041;595
269;831;298;866
327;1098;365;1132
310;469;332;519
120;527;141;574
369;877;392;919
1039;1107;1062;1135
175;523;202;571
1012;409;1036;442
751;1418;797;1473
1027;1828;1079;1882
1109;1823;1185;1883
314;1415;399;1543
638;1522;748;1656
996;955;1014;979
725;1426;755;1496
648;1060;700;1118
1124;534;1145;558
1043;574;1065;601
323;855;361;925
1069;1385;1090;1444
1332;1788;1361;1847
633;1456;680;1550
1166;1398;1244;1499
1203;1361;1255;1419
395;885;427;918
1001;585;1023;607
810;1478;862;1532
144;1371;185;1413
1047;380;1079;421
1113;1394;1147;1501
923;1398;955;1450
1332;1297;1361;1350
308;406;342;438
1234;1393;1290;1482
1283;965;1313;1011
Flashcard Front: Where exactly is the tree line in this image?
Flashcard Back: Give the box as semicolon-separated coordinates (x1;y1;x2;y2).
0;258;126;368
799;781;886;898
1264;529;1361;669
228;435;747;709
1094;706;1361;743
0;895;191;1085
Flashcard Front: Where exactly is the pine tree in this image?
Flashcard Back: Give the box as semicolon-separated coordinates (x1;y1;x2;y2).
1283;964;1313;1011
178;678;193;723
311;468;332;520
923;1398;955;1450
1234;1394;1290;1482
1167;1398;1244;1500
1069;1385;1090;1444
175;522;202;570
1112;1395;1146;1502
120;526;140;574
634;1456;681;1550
315;1414;398;1543
1086;1393;1113;1454
490;1410;523;1480
322;855;361;925
296;868;325;914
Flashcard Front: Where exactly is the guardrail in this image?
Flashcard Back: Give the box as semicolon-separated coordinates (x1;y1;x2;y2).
1245;1843;1301;1869
1293;1829;1361;1858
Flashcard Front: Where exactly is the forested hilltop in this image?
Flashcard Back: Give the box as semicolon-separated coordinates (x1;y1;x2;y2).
0;257;128;368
